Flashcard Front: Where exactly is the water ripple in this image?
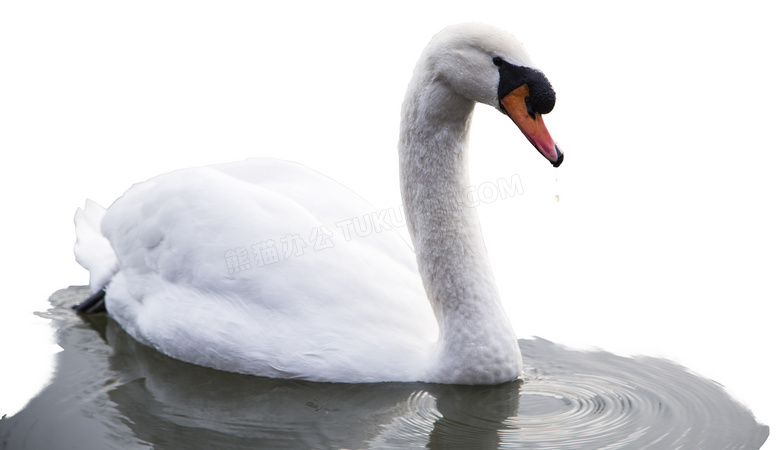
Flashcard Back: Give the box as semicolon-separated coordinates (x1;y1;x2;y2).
493;341;769;449
0;287;769;449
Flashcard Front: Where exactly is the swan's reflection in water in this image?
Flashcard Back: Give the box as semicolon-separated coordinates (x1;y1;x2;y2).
0;287;768;449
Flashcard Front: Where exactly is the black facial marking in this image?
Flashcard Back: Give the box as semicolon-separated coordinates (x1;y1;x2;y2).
496;61;556;116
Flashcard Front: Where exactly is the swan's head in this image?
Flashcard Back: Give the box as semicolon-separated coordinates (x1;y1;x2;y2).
423;23;563;167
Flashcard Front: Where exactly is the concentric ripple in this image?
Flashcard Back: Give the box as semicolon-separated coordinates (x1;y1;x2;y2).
510;373;662;447
375;338;768;449
498;339;769;448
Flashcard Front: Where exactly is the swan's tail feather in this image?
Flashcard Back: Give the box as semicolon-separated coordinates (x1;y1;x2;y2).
74;200;118;294
72;288;107;314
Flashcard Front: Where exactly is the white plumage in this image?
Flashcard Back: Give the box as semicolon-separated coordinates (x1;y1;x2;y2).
75;23;561;384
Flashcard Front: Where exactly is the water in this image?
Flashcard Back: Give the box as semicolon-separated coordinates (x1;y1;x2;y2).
1;287;768;449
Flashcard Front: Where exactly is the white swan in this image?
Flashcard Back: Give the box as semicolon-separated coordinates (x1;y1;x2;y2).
73;23;563;385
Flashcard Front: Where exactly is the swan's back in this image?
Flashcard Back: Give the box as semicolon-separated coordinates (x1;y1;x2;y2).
80;159;437;382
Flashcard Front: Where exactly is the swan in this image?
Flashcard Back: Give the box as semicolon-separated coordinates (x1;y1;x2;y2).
73;23;563;385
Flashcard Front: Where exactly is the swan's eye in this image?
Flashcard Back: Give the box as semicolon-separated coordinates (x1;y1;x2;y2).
493;57;505;67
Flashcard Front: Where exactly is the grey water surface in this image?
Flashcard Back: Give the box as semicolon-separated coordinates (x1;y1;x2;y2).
1;287;769;449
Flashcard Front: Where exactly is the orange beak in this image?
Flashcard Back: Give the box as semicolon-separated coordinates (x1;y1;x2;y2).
500;84;563;167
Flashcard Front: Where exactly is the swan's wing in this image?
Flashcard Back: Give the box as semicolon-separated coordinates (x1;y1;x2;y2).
97;158;437;381
101;158;418;294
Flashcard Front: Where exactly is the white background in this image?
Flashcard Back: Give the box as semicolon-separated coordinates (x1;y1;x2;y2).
2;0;777;445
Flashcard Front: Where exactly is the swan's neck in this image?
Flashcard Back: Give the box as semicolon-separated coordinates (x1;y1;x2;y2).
399;75;522;384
